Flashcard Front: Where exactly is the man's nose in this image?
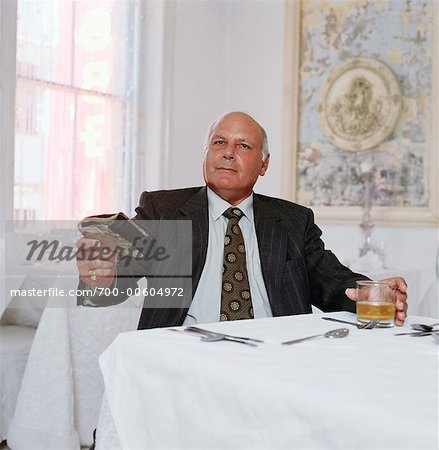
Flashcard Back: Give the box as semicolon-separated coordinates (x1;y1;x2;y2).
222;143;235;159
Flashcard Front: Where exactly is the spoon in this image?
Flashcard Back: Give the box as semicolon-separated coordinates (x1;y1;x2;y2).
282;328;349;345
410;322;439;332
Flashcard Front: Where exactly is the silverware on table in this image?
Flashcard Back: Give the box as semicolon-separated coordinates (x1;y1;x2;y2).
185;326;263;342
282;327;349;345
186;326;264;343
410;322;439;332
357;319;381;329
394;330;439;337
169;326;262;346
322;317;380;329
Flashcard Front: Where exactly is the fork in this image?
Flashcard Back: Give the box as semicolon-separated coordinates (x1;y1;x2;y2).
360;319;380;329
321;317;380;329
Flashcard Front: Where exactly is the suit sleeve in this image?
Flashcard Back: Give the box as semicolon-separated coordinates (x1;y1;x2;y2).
303;209;369;312
77;190;191;310
77;192;152;307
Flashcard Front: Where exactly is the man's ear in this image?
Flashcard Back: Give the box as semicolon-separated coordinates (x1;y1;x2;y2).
259;154;270;176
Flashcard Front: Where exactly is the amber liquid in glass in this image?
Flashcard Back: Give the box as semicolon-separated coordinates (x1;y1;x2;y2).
357;301;395;326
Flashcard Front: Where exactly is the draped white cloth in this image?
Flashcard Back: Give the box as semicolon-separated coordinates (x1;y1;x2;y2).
0;325;36;441
7;288;143;450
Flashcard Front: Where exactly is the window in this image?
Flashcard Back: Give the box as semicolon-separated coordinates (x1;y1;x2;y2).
14;0;140;220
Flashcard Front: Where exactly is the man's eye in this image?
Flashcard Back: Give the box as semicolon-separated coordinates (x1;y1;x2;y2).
240;143;250;149
213;140;225;145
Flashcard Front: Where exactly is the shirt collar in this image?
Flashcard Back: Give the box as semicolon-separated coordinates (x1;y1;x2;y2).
207;187;254;223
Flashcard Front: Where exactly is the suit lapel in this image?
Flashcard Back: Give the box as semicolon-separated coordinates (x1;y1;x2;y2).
176;187;209;296
253;194;288;316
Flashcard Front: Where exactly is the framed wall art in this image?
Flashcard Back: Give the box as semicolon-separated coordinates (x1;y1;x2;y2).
282;0;438;225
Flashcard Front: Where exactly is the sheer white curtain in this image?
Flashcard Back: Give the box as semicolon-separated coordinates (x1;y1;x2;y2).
14;0;141;221
1;0;172;312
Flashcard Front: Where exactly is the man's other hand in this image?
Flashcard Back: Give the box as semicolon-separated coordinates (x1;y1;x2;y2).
345;277;408;326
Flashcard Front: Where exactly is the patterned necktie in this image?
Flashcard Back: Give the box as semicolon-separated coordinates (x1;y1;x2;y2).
220;207;254;321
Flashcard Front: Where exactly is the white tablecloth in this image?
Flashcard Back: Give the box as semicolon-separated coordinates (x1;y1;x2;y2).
98;312;438;450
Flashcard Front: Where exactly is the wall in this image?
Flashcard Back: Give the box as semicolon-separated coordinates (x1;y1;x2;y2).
156;0;286;198
141;0;438;315
320;223;438;315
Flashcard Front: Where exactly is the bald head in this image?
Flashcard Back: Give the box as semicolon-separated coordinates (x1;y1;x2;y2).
202;111;270;205
204;112;269;161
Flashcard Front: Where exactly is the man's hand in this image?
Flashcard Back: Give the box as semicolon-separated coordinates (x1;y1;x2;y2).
346;277;408;326
76;237;117;288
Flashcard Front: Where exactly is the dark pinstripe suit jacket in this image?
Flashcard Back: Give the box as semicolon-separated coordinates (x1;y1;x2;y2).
127;186;367;330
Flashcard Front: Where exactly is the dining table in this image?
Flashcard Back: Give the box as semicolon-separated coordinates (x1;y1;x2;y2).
96;311;438;450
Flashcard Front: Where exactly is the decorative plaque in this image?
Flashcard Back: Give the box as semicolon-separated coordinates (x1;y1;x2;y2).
317;58;402;151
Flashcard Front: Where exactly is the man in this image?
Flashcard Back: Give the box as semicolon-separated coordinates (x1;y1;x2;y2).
77;111;408;328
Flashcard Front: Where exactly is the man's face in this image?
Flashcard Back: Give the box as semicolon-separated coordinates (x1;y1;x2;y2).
203;113;270;205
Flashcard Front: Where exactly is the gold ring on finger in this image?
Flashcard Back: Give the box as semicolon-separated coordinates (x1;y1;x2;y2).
88;269;98;282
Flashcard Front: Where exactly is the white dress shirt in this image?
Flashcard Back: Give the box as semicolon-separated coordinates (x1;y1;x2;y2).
183;188;272;325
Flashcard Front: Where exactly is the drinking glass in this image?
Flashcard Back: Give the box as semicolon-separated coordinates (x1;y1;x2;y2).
356;280;397;328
